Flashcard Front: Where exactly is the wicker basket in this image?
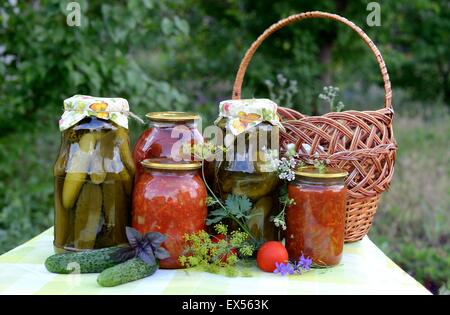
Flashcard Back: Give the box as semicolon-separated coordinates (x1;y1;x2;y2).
231;11;397;242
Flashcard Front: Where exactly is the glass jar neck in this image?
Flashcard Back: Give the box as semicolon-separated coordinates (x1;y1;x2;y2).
149;120;197;129
294;176;346;186
143;168;199;177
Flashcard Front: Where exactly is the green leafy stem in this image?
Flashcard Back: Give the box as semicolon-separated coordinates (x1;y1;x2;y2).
200;160;257;242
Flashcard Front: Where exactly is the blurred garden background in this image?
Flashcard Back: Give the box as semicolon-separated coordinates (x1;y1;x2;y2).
0;0;448;294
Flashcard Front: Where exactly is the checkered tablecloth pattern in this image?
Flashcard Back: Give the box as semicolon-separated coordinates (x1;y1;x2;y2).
0;228;430;295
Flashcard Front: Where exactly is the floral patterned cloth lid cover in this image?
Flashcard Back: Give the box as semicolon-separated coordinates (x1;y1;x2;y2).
215;98;283;136
59;95;132;131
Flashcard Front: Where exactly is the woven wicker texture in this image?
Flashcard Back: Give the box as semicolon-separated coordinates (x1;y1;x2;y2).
231;11;397;242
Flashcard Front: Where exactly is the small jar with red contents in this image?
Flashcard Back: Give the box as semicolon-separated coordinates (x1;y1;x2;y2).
132;159;207;269
132;112;203;178
286;167;348;267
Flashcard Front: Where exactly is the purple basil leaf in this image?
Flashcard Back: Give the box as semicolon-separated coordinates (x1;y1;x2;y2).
125;227;143;248
110;246;136;263
140;239;151;251
142;240;155;256
138;250;156;266
154;247;170;260
146;232;166;248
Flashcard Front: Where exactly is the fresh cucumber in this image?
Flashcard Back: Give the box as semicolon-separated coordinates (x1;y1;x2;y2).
45;247;122;274
97;258;158;287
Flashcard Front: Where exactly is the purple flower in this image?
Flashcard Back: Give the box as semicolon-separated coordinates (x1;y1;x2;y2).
292;260;303;274
298;254;312;271
273;262;294;276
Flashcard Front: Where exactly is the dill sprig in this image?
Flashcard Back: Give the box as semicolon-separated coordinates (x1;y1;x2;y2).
178;223;254;277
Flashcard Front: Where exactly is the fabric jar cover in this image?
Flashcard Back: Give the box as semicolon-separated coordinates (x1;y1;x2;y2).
59;95;132;131
215;98;283;136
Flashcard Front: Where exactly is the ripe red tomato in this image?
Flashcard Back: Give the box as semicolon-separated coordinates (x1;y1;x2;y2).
256;241;289;272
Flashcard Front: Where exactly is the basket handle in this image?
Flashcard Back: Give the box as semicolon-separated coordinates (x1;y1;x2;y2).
232;11;393;110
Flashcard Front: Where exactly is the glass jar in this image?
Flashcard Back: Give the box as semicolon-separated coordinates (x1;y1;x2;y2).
132;112;203;178
286;167;348;266
54;95;135;253
213;99;282;243
132;159;207;269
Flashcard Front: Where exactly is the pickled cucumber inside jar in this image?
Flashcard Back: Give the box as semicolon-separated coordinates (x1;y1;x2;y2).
247;196;275;240
229;171;279;200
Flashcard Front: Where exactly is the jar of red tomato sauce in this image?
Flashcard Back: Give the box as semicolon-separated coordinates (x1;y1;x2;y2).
286;167;348;267
132;112;203;178
132;159;207;269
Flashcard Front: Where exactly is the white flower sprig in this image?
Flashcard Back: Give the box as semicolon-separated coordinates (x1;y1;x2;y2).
269;143;299;230
272;215;287;230
272;157;298;181
271;189;296;231
319;86;345;112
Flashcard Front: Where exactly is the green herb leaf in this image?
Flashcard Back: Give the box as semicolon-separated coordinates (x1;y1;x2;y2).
209;208;227;216
225;195;252;219
206;216;224;225
206;195;252;225
206;208;228;225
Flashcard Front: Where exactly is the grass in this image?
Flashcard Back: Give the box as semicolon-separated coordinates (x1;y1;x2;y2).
369;107;450;294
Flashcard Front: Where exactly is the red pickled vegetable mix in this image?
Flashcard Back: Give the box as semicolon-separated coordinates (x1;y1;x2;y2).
132;161;207;269
286;167;347;267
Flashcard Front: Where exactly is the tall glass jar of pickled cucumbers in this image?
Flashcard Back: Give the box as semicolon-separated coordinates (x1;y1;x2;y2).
53;95;135;253
213;99;282;243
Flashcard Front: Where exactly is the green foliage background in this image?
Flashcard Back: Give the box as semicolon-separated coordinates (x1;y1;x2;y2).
0;0;448;294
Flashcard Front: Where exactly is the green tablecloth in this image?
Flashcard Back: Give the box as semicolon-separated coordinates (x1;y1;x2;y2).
0;227;430;295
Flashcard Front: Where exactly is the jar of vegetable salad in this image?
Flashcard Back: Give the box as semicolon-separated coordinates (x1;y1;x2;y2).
132;112;203;178
213;99;282;243
286;167;348;266
132;159;207;269
53;95;135;253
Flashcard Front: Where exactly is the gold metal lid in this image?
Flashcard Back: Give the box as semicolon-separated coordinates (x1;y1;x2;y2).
294;166;348;179
141;158;202;171
145;111;200;122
